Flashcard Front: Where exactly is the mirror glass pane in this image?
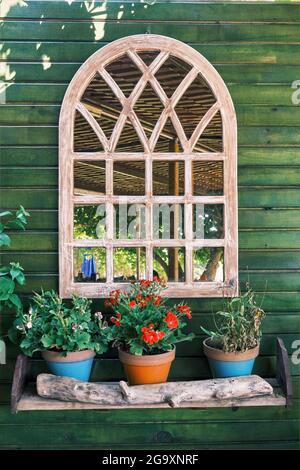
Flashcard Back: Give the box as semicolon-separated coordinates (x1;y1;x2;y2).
153;247;185;282
113;247;146;282
193;204;224;239
193;247;224;282
74;247;106;283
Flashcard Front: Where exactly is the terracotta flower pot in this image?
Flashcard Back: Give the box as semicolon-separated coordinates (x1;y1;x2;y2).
42;349;95;381
118;347;176;385
203;338;259;378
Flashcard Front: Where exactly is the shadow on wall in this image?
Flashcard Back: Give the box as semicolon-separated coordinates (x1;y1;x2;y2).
0;0;157;100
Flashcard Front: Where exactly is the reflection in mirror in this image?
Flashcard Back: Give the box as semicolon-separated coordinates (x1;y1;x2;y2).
194;110;223;153
74;110;104;152
113;247;146;282
153;161;184;196
193;204;224;239
114;204;146;239
74;205;106;240
192;161;223;196
193;247;224;282
74;161;105;196
113;161;145;196
153;204;184;239
175;74;216;138
74;247;106;283
105;53;142;97
153;247;185;282
154;55;192;98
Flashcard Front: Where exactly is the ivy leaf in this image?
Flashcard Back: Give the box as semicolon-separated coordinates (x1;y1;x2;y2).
0;233;11;247
0;211;12;219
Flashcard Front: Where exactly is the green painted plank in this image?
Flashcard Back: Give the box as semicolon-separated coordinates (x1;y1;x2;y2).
2;105;300;127
1;85;297;106
239;250;300;269
239;189;300;208
1;126;299;146
239;209;300;229
2;42;300;64
0;147;58;167
2;21;300;43
2;167;300;188
1;147;299;167
0;419;298;447
239;231;300;249
4;63;300;84
0;189;58;209
4;1;300;21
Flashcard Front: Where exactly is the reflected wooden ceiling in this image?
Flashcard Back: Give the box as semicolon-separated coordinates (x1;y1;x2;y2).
73;52;223;196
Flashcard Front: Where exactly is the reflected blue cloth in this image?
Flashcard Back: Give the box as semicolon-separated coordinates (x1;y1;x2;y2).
81;254;97;278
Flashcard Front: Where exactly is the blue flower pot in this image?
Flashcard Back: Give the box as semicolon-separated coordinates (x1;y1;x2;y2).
203;338;259;378
42;349;95;381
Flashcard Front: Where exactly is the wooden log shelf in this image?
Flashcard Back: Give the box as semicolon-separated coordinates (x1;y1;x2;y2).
11;338;292;413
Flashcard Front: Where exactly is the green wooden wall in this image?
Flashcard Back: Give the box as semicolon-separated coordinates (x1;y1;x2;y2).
0;0;300;449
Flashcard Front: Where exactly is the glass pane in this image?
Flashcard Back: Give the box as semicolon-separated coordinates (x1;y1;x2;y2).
74;204;106;240
134;83;164;140
193;204;224;239
153;161;184;195
113;247;146;282
153;119;183;152
114;204;146;239
113;161;145;196
74;110;104;152
105;53;142;97
175;73;217;140
195;110;223;153
74;247;106;283
80;72;122;140
192;161;223;196
153;247;185;282
193;247;224;282
154;55;192;98
74;161;105;196
153;204;184;239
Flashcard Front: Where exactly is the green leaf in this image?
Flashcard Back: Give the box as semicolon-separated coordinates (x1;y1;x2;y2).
0;233;11;247
0;277;15;300
8;294;22;309
0;211;12;218
41;334;55;349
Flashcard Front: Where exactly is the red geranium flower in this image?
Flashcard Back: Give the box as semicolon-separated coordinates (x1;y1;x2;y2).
164;311;179;329
141;327;165;345
176;305;192;319
153;296;162;306
128;300;137;308
110;312;122;327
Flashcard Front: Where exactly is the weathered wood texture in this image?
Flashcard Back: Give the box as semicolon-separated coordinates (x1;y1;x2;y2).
0;0;299;450
35;374;275;408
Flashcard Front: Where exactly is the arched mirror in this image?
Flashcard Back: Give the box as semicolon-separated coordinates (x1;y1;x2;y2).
59;35;237;298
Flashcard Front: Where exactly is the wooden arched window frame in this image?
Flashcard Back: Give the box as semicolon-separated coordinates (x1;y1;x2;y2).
59;34;238;298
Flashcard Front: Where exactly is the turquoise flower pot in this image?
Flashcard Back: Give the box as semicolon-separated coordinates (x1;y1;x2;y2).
42;349;95;381
203;338;259;378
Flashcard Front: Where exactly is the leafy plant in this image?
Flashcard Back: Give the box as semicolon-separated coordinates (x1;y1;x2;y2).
200;283;266;353
9;290;113;357
0;206;30;311
107;278;194;355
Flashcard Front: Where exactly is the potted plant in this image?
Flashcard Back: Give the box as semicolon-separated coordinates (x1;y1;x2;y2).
9;290;112;381
201;284;266;378
107;278;194;385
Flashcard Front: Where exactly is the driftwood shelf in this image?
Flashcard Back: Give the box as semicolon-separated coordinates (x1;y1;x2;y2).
11;338;292;413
